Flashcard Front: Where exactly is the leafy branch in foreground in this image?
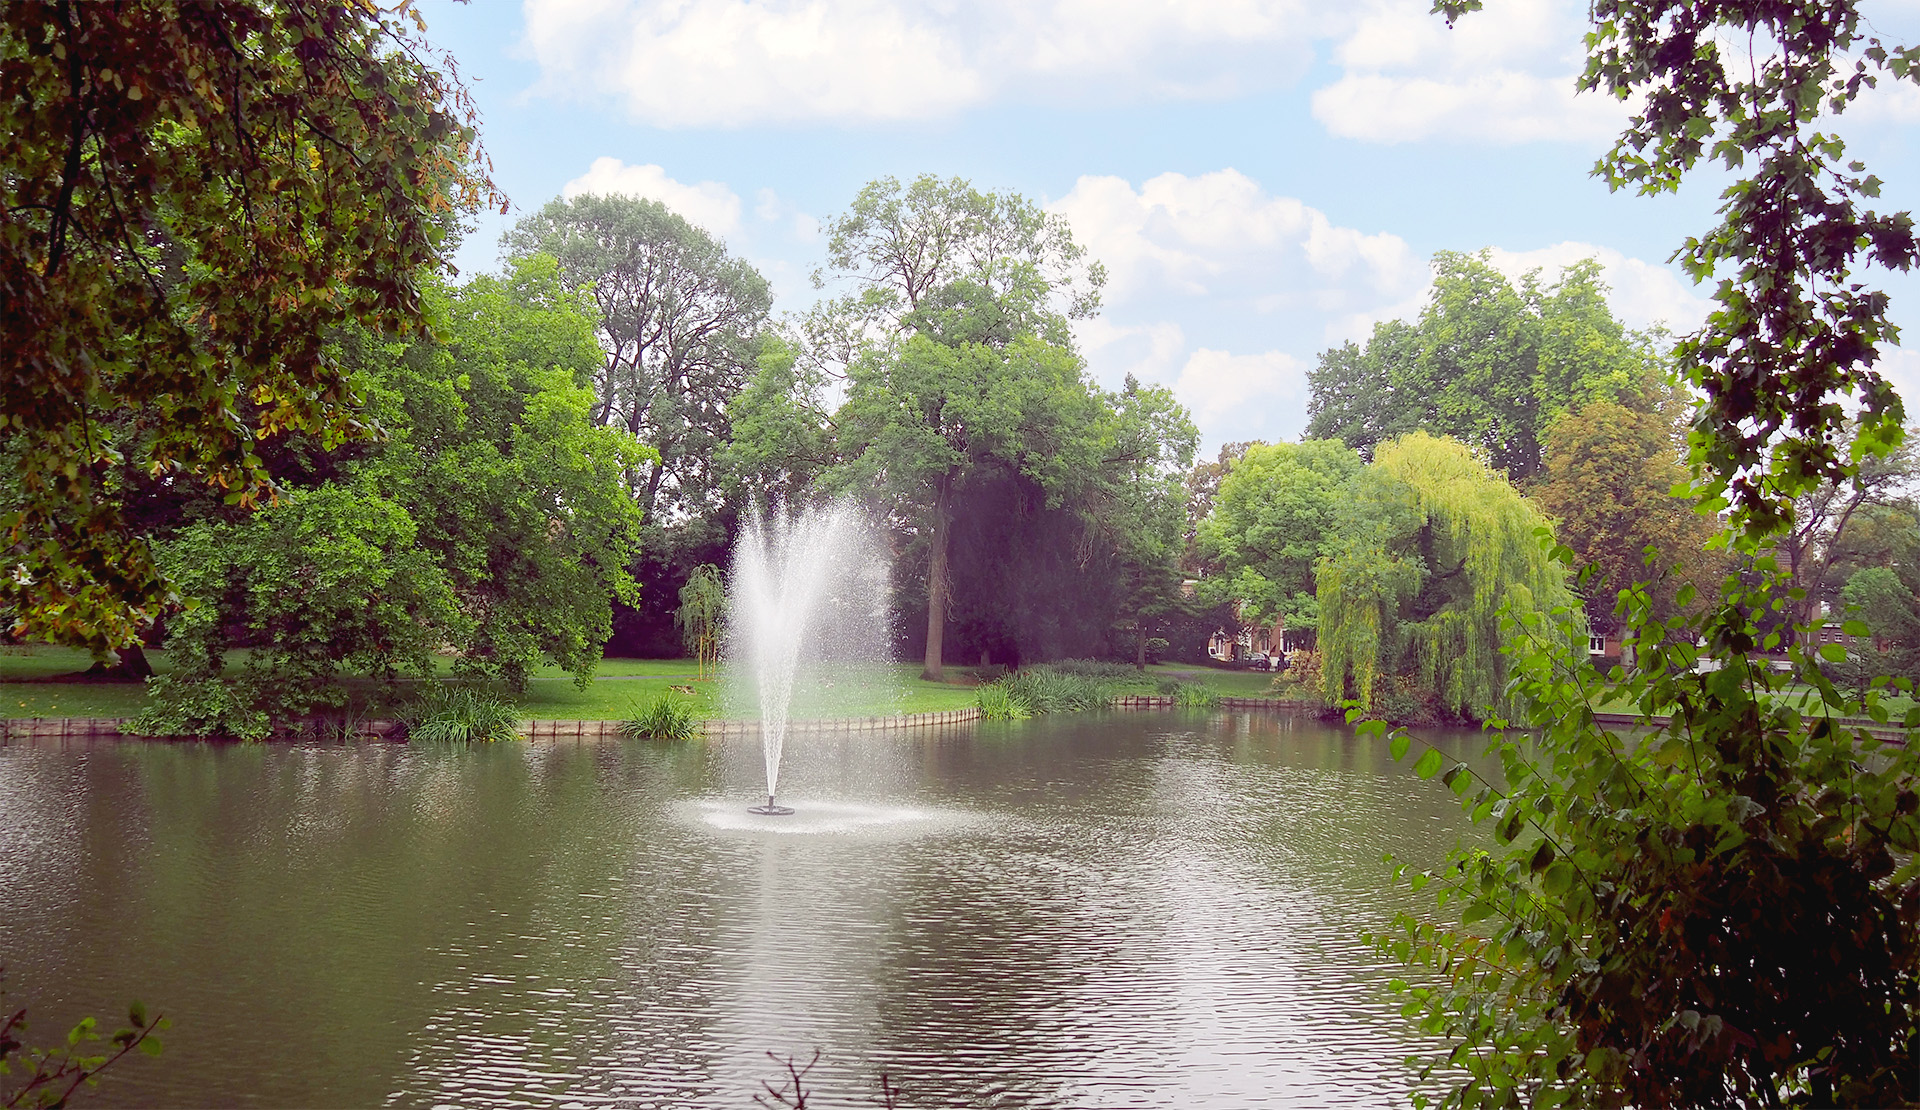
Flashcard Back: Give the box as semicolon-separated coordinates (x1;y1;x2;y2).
0;975;166;1110
1372;553;1920;1108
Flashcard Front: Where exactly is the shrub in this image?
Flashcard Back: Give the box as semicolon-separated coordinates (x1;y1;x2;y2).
406;686;522;743
131;674;273;741
1171;682;1219;709
974;681;1032;721
621;694;702;742
1143;637;1169;665
1282;649;1321;695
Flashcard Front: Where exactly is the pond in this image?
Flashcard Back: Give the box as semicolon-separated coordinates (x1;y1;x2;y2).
0;710;1480;1108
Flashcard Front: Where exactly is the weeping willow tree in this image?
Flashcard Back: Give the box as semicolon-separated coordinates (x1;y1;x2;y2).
675;564;727;680
1317;433;1577;719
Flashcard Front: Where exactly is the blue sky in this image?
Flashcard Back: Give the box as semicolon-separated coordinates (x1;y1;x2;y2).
418;0;1920;450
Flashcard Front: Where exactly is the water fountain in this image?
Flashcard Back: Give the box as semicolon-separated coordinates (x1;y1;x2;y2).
727;500;891;816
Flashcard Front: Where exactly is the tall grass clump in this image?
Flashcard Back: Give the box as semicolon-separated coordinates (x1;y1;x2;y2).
1170;682;1219;709
975;680;1032;721
1003;667;1111;714
406;686;522;743
621;695;702;742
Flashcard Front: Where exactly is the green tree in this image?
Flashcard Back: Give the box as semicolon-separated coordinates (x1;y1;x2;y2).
136;255;651;733
715;336;837;508
134;484;461;739
503;193;771;527
831;333;1104;679
364;255;651;690
1197;440;1362;639
1372;1;1920;1105
1532;397;1728;630
812;174;1104;350
811;176;1108;680
1317;432;1576;720
1305;253;1663;482
675;564;726;681
1;0;496;652
1094;376;1198;669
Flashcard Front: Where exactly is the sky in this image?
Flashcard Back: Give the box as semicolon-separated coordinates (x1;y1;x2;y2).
416;0;1920;451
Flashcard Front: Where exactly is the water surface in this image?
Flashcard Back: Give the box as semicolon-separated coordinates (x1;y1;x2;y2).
0;711;1478;1107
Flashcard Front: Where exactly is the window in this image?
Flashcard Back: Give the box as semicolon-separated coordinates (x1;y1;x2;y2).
1589;635;1607;656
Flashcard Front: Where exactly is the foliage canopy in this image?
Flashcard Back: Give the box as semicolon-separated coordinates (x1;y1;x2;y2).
1;0;497;651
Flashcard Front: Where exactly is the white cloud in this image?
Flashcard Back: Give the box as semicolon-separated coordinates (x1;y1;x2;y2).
1052;169;1425;310
1174;348;1309;440
1055;169;1425;444
1482;242;1712;333
560;157;744;237
520;0;1320;126
1073;318;1187;388
753;187;823;244
1312;0;1629;144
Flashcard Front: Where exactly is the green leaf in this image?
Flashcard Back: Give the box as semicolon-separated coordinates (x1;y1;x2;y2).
1820;643;1847;663
1390;733;1411;762
1542;860;1575;896
1414;747;1444;779
1843;619;1870;637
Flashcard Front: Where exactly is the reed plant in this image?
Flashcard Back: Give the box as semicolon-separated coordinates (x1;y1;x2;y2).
620;694;702;742
406;686;522;743
974;680;1032;721
1001;667;1111;715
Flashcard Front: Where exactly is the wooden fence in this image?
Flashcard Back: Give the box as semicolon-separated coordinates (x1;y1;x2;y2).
1112;695;1317;711
6;699;1335;745
701;707;980;739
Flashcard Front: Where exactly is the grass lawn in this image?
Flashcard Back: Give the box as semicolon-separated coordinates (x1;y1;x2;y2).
0;647;983;721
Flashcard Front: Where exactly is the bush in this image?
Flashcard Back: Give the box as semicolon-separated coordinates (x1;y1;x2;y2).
131;674;273;741
1143;637;1169;665
621;694;702;742
974;681;1032;721
1281;649;1321;695
1171;682;1219;709
406;686;522;743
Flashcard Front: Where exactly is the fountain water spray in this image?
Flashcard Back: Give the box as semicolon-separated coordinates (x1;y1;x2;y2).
728;500;890;815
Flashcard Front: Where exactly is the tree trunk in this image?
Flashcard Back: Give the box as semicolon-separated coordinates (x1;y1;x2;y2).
1135;621;1147;670
922;479;951;682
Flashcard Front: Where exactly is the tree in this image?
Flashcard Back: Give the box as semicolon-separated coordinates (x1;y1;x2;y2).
1093;376;1198;669
1197;440;1362;640
1316;432;1576;721
1770;435;1917;630
1372;2;1920;1105
812;176;1107;680
830;333;1104;679
675;564;725;680
813;174;1104;349
715;336;837;509
364;255;650;690
1304;253;1664;483
1532;397;1728;631
134;484;462;739
1;0;497;653
134;255;651;733
503;193;771;527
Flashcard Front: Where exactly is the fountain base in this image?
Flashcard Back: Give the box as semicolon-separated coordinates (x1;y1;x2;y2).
748;796;795;816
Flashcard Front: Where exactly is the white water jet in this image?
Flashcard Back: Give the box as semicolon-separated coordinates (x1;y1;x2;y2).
726;500;891;813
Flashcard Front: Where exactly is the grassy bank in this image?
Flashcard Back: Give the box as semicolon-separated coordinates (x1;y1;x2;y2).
0;648;982;721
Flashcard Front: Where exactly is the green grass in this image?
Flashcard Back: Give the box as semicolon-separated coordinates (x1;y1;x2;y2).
0;646;1299;722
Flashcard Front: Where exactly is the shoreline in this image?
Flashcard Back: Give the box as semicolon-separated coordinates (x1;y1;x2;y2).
0;698;1322;743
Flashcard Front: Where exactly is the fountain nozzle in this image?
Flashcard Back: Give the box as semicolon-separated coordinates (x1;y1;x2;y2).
748;795;795;816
